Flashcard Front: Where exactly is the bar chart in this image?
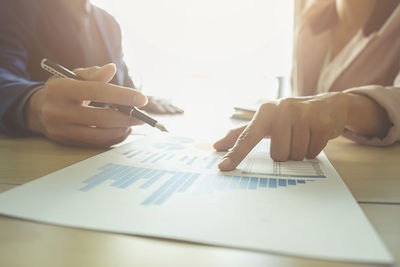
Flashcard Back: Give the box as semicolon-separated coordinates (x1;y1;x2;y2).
80;163;318;205
122;148;220;170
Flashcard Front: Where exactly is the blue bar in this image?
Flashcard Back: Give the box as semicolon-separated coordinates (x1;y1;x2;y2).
141;152;159;163
141;172;182;205
118;168;152;188
187;157;198;165
269;178;277;188
229;176;241;189
143;169;158;179
297;180;305;184
166;154;175;160
109;166;138;181
80;167;121;191
222;175;232;190
127;151;142;159
241;171;326;178
111;168;144;187
259;178;268;188
154;173;191;205
140;170;167;189
83;165;127;184
278;179;287;187
98;163;116;171
151;153;167;163
178;173;200;192
288;179;296;185
239;177;250;189
249;178;258;190
206;158;218;169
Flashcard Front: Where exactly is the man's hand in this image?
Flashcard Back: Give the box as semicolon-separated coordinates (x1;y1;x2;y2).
25;63;148;147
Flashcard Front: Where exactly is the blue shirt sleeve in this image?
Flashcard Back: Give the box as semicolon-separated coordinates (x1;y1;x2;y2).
0;0;44;136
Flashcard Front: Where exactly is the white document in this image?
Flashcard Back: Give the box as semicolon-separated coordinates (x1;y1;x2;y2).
0;134;392;264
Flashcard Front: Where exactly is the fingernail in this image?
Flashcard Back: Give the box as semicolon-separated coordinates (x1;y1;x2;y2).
218;157;233;171
104;63;116;68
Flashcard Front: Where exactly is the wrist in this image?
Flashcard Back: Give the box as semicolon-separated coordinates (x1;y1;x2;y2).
343;92;391;137
24;87;44;134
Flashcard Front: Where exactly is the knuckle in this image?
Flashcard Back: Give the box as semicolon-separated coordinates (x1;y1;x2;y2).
41;104;55;122
278;97;296;110
236;128;251;143
270;151;288;162
290;146;306;161
270;147;288;162
291;154;304;161
258;102;275;113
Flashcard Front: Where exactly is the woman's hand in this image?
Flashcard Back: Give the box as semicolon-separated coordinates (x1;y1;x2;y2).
214;91;391;171
25;64;148;147
214;92;351;171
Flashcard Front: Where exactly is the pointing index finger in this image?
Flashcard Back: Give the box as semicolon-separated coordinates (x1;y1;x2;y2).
218;103;275;171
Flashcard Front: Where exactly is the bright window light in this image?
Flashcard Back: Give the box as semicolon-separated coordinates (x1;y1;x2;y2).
91;0;293;106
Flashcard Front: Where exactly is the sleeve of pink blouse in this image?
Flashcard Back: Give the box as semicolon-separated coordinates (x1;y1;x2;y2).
342;71;400;146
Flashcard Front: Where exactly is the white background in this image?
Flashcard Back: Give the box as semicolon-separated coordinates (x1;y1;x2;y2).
91;0;294;106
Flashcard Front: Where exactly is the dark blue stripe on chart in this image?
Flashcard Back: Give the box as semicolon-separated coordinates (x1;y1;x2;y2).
178;173;200;192
141;172;182;205
140;170;167;189
249;178;258;190
297;180;305;184
269;178;277;188
288;179;296;185
239;177;250;189
241;171;325;178
259;178;268;187
278;179;287;187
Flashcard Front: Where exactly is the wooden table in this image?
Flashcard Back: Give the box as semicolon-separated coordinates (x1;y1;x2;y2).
0;109;399;267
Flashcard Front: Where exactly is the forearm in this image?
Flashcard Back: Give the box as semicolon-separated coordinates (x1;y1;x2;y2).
345;92;392;138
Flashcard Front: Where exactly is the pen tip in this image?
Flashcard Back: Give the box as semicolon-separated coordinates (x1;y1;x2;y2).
155;123;168;132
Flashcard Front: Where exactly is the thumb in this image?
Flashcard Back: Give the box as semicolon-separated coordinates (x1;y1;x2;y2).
73;63;117;83
213;125;247;151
